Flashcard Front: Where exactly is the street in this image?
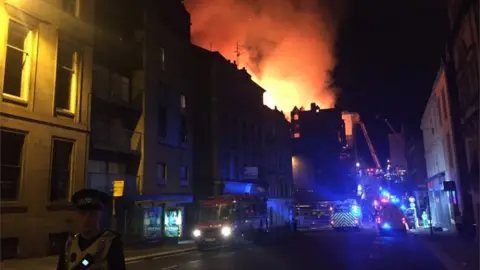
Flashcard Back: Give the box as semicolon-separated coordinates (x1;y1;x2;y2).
127;228;447;270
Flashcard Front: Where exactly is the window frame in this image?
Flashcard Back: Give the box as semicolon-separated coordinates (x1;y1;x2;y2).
54;38;81;115
49;138;75;203
62;0;80;18
0;129;27;202
2;19;34;103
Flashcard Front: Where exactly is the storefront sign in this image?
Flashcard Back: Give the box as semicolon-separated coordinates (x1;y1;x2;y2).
164;207;183;238
243;167;258;179
143;206;162;239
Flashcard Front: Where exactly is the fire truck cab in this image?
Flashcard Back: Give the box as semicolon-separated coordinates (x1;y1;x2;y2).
192;194;268;250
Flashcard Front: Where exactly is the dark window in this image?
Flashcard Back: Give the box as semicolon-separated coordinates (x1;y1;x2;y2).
3;21;30;97
157;107;167;138
1;237;19;260
1;130;25;201
62;0;78;16
180;115;187;143
156;163;167;185
50;140;74;202
55;40;77;111
180;166;188;186
48;232;70;256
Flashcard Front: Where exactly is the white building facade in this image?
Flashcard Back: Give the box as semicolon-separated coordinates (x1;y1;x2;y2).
421;65;462;230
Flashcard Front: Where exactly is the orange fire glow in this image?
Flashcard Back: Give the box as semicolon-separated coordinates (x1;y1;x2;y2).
185;0;343;113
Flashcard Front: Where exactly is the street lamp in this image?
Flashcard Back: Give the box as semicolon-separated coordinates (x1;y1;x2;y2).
356;162;360;168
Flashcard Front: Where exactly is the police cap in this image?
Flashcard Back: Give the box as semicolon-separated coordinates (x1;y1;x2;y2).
71;189;110;211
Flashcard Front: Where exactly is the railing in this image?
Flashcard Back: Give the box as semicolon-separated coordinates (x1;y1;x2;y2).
91;124;142;153
87;172;139;197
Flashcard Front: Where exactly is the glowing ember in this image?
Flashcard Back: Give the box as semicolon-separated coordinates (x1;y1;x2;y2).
185;0;343;113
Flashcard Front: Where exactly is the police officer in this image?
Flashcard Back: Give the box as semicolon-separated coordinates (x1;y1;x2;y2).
57;189;126;270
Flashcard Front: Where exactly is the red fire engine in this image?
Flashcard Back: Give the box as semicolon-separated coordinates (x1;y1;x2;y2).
192;194;268;250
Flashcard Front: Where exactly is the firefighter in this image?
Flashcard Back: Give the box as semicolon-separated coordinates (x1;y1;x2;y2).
56;189;126;270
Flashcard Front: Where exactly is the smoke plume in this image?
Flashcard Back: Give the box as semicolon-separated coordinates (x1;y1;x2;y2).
185;0;345;112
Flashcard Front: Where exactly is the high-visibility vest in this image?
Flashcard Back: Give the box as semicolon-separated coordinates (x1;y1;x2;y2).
64;230;117;270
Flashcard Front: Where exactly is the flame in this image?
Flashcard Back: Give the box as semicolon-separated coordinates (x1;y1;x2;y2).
185;0;342;112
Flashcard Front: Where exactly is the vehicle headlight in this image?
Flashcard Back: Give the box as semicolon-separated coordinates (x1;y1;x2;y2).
193;229;201;238
221;226;232;237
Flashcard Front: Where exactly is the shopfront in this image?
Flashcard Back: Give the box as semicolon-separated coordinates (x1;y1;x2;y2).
135;195;192;241
427;173;455;230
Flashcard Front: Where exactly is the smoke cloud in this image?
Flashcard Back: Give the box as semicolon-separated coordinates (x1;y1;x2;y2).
185;0;345;113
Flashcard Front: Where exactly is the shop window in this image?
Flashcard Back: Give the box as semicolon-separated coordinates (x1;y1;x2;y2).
1;237;19;259
293;132;300;138
143;206;162;239
3;20;33;101
50;139;74;202
55;39;79;113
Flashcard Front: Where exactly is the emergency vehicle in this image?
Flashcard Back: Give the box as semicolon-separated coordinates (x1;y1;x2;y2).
192;194;268;250
330;200;363;231
294;201;335;230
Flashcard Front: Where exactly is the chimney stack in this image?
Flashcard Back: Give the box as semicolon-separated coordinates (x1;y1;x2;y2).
310;103;316;111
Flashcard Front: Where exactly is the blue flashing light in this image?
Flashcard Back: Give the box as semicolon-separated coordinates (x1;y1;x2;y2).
381;191;390;197
379;187;383;191
382;223;391;229
391;197;400;204
400;204;407;211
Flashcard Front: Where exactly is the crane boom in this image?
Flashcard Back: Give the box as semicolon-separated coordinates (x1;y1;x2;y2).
359;122;381;169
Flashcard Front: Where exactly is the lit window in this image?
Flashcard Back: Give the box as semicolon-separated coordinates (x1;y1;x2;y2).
180;94;186;109
50;140;74;202
62;0;78;17
293;133;300;138
293;114;299;120
1;130;26;201
3;20;33;101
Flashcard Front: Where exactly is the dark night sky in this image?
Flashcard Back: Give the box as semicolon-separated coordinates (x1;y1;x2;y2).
332;0;449;167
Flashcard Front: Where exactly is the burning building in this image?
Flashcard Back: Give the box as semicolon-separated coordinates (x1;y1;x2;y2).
291;103;355;201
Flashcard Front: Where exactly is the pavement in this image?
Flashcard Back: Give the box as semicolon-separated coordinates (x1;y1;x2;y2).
126;227;452;270
2;227;477;270
0;242;196;270
411;228;479;270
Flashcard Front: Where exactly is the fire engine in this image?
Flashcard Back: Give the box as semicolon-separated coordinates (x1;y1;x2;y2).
192;194;268;250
